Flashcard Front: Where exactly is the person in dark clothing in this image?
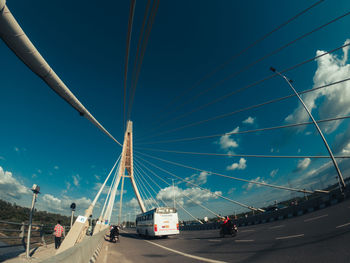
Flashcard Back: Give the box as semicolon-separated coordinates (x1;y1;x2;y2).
109;225;119;242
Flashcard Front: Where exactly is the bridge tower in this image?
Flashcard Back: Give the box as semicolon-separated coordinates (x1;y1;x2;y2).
118;120;146;224
57;120;145;254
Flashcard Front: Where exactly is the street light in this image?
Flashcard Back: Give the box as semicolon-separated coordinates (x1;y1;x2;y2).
70;203;76;229
165;177;176;208
26;184;40;258
270;67;346;192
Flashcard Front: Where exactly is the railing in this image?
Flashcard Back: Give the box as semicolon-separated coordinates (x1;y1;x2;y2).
180;186;350;231
0;220;70;250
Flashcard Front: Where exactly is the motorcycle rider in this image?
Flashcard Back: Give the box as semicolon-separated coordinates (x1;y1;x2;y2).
109;225;119;242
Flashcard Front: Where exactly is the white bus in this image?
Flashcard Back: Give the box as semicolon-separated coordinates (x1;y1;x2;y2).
136;207;179;237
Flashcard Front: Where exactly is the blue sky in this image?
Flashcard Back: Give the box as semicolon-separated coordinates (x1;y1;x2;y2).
1;0;350;222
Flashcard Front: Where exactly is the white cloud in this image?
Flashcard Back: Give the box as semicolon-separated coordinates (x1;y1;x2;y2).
156;186;222;207
227;158;247;171
0;156;5;161
185;171;209;186
32;174;38;179
285;39;350;133
242;116;255;125
228;187;236;194
333;124;350;155
94;174;100;181
72;174;80;187
219;127;239;149
294;158;311;172
53;166;59;170
244;176;267;191
0;166;31;200
270;169;279;177
14;147;19;152
38;194;92;214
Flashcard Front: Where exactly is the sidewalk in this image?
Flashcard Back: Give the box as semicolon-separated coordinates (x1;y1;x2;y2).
4;243;56;263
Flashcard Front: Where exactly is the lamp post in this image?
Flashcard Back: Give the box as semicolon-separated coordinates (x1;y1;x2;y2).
270;67;346;192
26;184;40;258
172;179;175;209
70;203;76;229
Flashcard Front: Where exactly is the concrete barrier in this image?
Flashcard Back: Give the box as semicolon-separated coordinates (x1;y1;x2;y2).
180;187;349;231
40;230;106;263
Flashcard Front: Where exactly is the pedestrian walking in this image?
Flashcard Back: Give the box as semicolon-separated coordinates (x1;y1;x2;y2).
40;224;47;248
54;220;65;249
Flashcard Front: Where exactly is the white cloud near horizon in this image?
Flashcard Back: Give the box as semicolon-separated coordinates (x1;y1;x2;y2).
0;166;92;215
156;186;222;207
285;39;350;134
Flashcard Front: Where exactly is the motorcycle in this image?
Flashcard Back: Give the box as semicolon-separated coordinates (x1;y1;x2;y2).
219;222;238;237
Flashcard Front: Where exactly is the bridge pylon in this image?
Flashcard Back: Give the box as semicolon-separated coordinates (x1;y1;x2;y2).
118;120;146;224
57;121;146;254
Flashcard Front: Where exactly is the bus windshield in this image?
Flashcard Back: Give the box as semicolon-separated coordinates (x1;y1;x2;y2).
156;207;177;214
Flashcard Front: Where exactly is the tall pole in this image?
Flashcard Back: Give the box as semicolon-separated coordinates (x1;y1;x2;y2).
270;67;346;192
26;184;40;258
172;179;175;209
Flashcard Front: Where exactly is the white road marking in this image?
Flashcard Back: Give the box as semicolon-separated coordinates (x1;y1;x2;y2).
240;229;255;233
276;234;304;240
336;222;350;228
208;239;222;242
303;214;328;222
235;239;254;242
145;240;227;263
269;225;285;229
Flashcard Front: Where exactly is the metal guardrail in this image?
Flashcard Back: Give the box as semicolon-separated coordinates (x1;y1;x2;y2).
0;221;70;250
180;187;350;231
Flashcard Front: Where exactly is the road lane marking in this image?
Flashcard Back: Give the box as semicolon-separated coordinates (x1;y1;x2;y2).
275;234;304;240
208;239;222;242
235;239;254;242
269;225;285;229
336;222;350;228
240;229;255;233
303;214;328;222
145;240;227;263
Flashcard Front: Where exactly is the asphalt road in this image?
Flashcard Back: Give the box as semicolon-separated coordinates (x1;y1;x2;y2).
97;198;350;263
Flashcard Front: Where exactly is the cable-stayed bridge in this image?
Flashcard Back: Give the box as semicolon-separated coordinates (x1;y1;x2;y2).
1;0;350;262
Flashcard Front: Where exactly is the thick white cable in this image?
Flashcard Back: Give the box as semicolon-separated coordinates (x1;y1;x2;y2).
136;151;328;195
137;113;350;145
99;168;118;221
135;158;223;218
135;147;350;159
133;171;151;211
134;160;202;223
135;155;265;213
91;155;121;207
0;3;122;146
134;166;160;208
103;161;123;224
